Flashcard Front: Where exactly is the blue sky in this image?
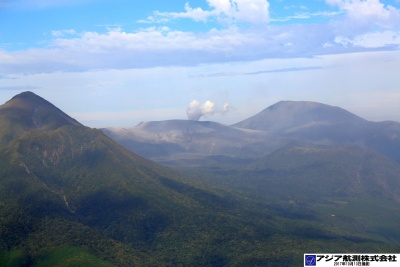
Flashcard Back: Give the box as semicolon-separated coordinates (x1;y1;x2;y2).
1;0;400;127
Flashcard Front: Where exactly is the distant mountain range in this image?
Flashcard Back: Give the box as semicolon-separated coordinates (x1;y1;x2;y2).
103;100;400;164
1;92;400;266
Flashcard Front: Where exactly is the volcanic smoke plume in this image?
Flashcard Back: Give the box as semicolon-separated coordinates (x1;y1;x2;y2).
186;100;230;121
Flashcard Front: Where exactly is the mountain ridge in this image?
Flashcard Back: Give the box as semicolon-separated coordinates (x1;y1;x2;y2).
103;100;400;164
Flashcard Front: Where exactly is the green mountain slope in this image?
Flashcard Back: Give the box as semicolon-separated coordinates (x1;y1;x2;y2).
181;145;400;246
251;145;400;200
0;92;399;266
0;113;252;265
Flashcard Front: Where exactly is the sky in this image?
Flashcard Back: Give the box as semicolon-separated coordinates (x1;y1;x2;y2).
0;0;400;127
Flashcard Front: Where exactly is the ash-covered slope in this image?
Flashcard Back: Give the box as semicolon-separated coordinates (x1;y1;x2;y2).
103;120;289;164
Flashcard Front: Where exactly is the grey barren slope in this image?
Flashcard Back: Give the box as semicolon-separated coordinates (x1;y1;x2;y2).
103;120;289;163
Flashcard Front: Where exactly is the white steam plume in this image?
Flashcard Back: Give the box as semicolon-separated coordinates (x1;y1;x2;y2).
186;100;230;121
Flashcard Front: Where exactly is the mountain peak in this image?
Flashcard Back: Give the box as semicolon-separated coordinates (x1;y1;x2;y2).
7;91;57;108
12;90;42;100
0;91;81;144
233;100;366;132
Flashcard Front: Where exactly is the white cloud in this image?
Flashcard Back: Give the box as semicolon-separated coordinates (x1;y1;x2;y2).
211;0;270;24
143;0;270;25
335;30;400;47
0;26;283;73
271;11;342;22
51;29;77;37
159;3;214;22
2;1;400;74
326;0;400;49
0;21;363;74
327;0;400;28
3;18;394;75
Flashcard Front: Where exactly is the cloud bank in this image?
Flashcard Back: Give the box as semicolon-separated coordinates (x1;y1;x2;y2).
0;0;399;75
327;0;400;27
144;0;270;25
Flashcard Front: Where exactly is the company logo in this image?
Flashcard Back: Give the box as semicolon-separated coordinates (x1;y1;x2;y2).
305;255;316;266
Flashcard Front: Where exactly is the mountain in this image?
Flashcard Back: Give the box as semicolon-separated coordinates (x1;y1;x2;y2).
104;101;400;164
0;92;272;266
1;92;399;266
232;101;400;162
103;120;290;165
101;100;400;250
232;101;365;132
0;91;81;146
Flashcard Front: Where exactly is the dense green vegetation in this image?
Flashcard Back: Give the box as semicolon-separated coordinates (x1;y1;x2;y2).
1;127;399;266
174;145;400;248
1;92;399;266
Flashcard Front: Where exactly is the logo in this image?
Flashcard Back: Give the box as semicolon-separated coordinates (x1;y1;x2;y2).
305;255;316;266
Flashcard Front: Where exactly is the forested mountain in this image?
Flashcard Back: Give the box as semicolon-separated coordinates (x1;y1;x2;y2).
1;92;399;267
0;92;266;266
180;144;400;247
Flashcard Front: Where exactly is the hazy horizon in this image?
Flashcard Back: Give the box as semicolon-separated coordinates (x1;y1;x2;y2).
1;0;400;127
